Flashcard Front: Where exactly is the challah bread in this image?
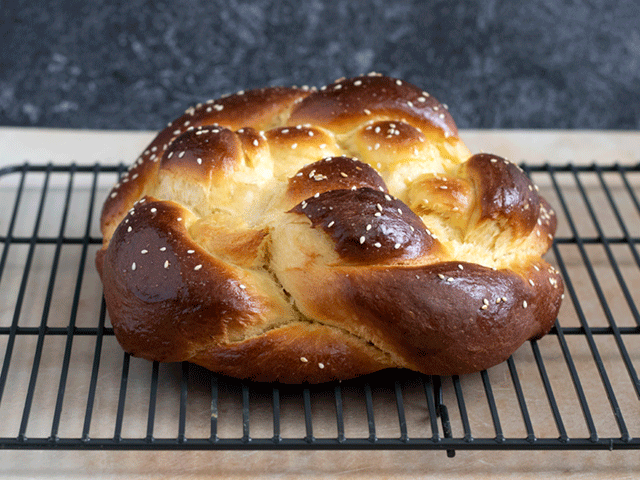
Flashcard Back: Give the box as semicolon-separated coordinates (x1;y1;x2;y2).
96;74;563;383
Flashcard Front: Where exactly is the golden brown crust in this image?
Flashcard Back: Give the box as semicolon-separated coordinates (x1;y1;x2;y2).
97;74;563;383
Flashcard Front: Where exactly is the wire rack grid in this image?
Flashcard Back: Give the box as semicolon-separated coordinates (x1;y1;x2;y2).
0;161;639;457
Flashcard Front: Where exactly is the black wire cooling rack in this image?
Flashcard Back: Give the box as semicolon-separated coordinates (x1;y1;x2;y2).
0;162;639;457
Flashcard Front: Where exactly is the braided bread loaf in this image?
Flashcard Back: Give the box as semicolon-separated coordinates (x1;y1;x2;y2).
96;74;563;383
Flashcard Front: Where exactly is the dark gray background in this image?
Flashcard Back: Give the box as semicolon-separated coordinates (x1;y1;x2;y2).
1;0;639;130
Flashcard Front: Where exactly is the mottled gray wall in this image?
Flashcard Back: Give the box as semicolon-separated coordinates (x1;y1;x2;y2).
1;0;639;130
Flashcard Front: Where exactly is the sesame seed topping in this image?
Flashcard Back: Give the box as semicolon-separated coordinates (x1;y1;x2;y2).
141;249;148;254
523;300;528;308
447;277;454;282
187;250;195;254
363;109;372;115
394;243;401;249
529;279;535;286
160;247;166;252
395;79;402;85
374;212;382;217
110;192;117;198
150;208;157;213
366;224;372;231
407;101;414;107
438;273;445;280
327;221;335;228
384;194;392;201
340;172;348;178
178;151;186;158
360;236;366;244
481;305;488;310
299;356;309;364
458;264;464;270
239;284;246;289
314;192;320;198
291;143;298;149
194;264;202;271
164;260;170;269
376;203;383;212
173;129;181;135
131;262;136;271
214;104;224;111
417;96;426;102
127;226;132;233
319;144;327;149
397;208;403;215
374;242;382;248
318;362;325;369
168;151;174;159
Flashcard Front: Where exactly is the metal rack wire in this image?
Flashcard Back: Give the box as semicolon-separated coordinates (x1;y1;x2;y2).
0;162;639;456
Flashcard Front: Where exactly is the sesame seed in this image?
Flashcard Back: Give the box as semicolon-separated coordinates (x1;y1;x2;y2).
447;277;454;282
394;243;401;249
239;284;246;289
363;109;371;115
131;262;136;271
194;264;202;270
319;144;327;149
433;106;439;111
374;212;381;217
483;298;489;305
384;194;392;201
160;247;166;252
173;130;181;135
481;305;488;310
281;128;289;134
164;260;170;269
150;208;157;213
360;236;366;244
327;221;335;228
301;201;307;209
127;226;132;232
376;203;383;212
354;80;362;86
458;264;464;270
168;151;174;159
438;274;445;280
291;143;298;149
314;193;320;198
366;224;372;231
407;101;413;107
502;297;507;302
110;192;117;198
308;131;314;136
141;249;148;254
529;279;535;286
178;151;186;158
439;113;445;119
395;79;402;85
340;172;348;178
214;104;224;111
300;357;308;363
523;300;528;308
318;363;325;369
187;250;195;254
374;242;382;248
397;208;403;215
